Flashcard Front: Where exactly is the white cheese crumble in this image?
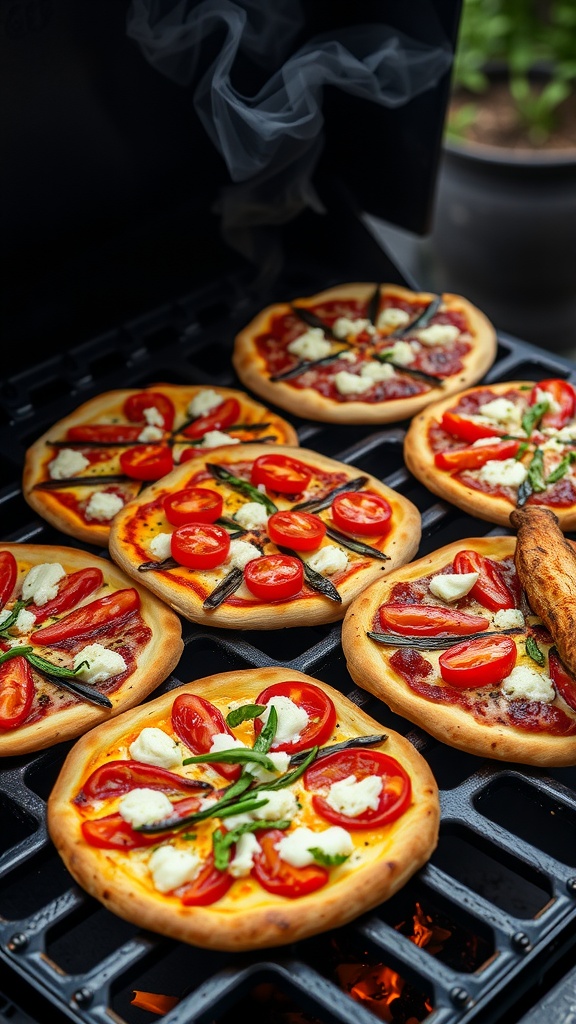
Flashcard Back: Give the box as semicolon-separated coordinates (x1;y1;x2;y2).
48;448;90;480
22;562;66;606
326;774;383;817
150;532;173;560
250;788;300;821
533;387;561;414
226;539;262;571
209;733;246;754
73;643;127;683
85;491;124;521
129;727;181;768
261;695;309;746
199;430;240;448
417;323;460;346
334;370;373;396
493;608;524;629
148;844;202;893
228;832;261;877
332;317;375;339
0;607;36;633
275;825;353;867
234;502;269;531
381;340;416;366
137;425;164;443
359;361;395;382
306;545;348;576
118;788;173;827
186;389;222;418
338;350;358;363
476;398;523;428
429;572;479;602
477;459;528;488
376;307;411;329
143;406;166;428
287;328;332;361
501;665;555;703
245;750;291;782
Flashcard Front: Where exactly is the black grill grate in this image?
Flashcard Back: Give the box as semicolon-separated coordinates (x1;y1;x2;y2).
1;276;576;1024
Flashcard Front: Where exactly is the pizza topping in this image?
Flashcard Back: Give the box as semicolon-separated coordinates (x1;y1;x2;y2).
149;532;173;561
129;728;181;768
0;606;36;635
48;448;90;480
181;397;241;439
72;643;127;684
275;825;353;867
22;562;66;606
429;572;479;602
0;552;17;610
334;370;373;396
376;307;411;329
304;749;412;830
416;323;460;346
379;339;416;366
194;430;240;449
226;539;262;570
254;680;336;753
250;453;312;495
85;491;125;521
208;462;279;513
0;655;34;729
149;844;203;893
379;603;490;636
438;634;517;688
549;650;576;712
331;491;392;536
186;389;223;419
171;693;242;782
244;554;303;601
124;391;175;431
119;444;174;481
252;829;329;897
31;587;141;645
493;608;525;629
25;567;105;624
452;549;516;610
267;510;326;551
163;487;223;526
435;438;522;472
287;329;332;360
530;379;576;430
171;523;231;570
325;774;383;816
305;544;348;576
77;760;211;801
234;501;269;531
478;458;529;489
118;788;175;828
501;664;555;703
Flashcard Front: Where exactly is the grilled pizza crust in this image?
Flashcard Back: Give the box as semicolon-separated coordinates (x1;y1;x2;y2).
341;537;576;767
403;381;576;530
0;544;183;757
47;668;440;951
23;384;299;547
108;443;422;630
232;283;497;424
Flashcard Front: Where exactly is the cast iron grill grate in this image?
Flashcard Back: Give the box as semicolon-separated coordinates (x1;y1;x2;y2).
1;275;576;1024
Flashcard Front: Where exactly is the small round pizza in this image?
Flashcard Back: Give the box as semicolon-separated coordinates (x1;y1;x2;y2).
47;667;440;951
23;384;299;548
232;282;497;424
107;443;422;630
342;524;576;767
0;544;183;757
404;377;576;530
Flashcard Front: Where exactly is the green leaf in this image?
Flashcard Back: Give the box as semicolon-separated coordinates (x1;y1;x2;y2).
546;452;576;484
182;748;277;771
526;635;545;667
307;847;350;867
226;703;266;728
526;448;547;493
521;400;549;436
212;818;291;871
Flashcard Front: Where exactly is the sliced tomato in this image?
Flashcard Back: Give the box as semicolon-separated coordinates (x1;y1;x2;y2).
31;588;140;645
530;379;576;430
331;491;392;536
251;828;328;898
549;649;576;712
119;445;174;481
304;748;412;830
438;634;517;688
434;439;522;472
182;397;240;439
253;680;336;753
440;410;504;443
452;549;515;611
78;760;210;801
267;511;326;551
66;424;144;443
80;794;202;850
244;554;303;601
170;522;230;569
379;603;490;636
250;454;312;494
171;693;241;781
0;551;17;609
124;391;175;431
27;568;104;625
163;487;223;526
0;656;34;729
179;853;236;905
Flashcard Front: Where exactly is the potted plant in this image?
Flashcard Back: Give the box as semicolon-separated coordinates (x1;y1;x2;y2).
427;0;576;350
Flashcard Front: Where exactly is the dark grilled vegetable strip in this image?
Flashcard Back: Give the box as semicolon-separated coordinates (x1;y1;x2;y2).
325;526;390;561
366;627;525;650
270;350;346;383
276;546;341;603
289;733;387;765
203;567;244;609
375;356;444;387
138;557;179;572
291;475;369;513
33;475;131;489
0;646;114;709
392;295;442;337
206;463;278;514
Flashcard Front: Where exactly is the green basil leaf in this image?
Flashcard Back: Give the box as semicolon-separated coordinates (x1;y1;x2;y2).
526;635;545;666
308;847;350;867
521;400;549;436
182;748;277;771
226;703;267;728
546;451;576;485
526;448;547;493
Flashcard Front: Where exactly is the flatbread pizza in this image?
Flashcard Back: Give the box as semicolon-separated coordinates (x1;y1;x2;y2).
404;378;576;530
107;443;422;630
23;384;298;547
47;667;440;951
232;282;497;424
0;544;183;756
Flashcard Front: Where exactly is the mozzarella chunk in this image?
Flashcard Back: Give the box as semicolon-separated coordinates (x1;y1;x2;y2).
22;562;66;606
533;387;561;414
326;774;383;817
48;448;90;480
376;307;411;330
118;788;173;827
209;733;246;754
261;695;309;745
137;425;164;442
338;350;358;363
143;406;165;428
332;317;374;339
235;502;269;530
359;361;395;382
73;643;127;683
381;340;416;366
148;844;202;893
85;491;124;521
501;665;555;703
477;459;528;488
228;832;261;877
287;328;332;360
251;788;300;821
200;430;240;448
226;540;262;570
429;572;479;602
129;727;181;768
333;370;373;395
150;532;173;560
186;389;222;418
493;608;524;629
245;750;291;782
276;825;353;867
417;323;460;346
306;545;348;576
477;398;523;429
0;607;36;633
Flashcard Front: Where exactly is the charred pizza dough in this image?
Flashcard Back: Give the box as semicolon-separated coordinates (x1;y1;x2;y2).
232;282;497;424
23;384;299;548
47;667;440;951
342;536;576;766
404;380;576;530
108;443;422;630
0;544;183;756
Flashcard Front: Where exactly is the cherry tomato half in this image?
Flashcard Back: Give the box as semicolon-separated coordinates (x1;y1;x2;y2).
123;391;175;431
251;829;328;898
66;424;144;443
304;748;412;830
244;554;303;601
119;445;174;481
170;523;230;570
0;655;34;729
182;397;240;439
267;510;326;551
331;491;392;536
171;693;240;780
440;410;505;443
163;487;223;526
434;439;521;472
0;551;17;609
27;568;104;625
250;454;312;494
31;588;140;645
80;795;202;850
530;379;576;430
379;603;490;636
78;760;211;801
180;853;236;905
549;649;576;712
438;634;517;688
452;549;515;611
253;680;336;753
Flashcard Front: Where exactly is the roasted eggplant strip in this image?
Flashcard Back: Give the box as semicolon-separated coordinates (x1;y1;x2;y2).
325;526;390;561
203;567;245;609
33;475;131;489
289;733;387;765
510;504;576;677
391;295;442;337
367;628;525;650
291;476;369;513
275;546;341;603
